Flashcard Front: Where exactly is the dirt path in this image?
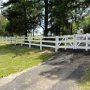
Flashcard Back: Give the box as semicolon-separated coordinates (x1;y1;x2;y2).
0;52;88;90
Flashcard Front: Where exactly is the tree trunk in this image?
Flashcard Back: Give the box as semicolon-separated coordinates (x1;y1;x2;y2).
44;0;48;36
70;23;73;35
33;25;34;40
23;3;27;38
25;30;27;37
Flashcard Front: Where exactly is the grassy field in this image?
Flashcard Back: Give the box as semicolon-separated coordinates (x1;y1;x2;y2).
0;44;54;78
79;69;90;90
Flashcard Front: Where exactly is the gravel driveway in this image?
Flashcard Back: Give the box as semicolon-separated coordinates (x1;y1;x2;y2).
0;52;88;90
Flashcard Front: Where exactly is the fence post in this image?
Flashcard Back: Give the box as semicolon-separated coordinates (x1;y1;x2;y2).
55;36;59;52
74;34;77;49
21;37;23;46
29;41;31;48
40;37;42;50
65;35;67;50
29;37;31;48
14;37;16;45
86;33;88;51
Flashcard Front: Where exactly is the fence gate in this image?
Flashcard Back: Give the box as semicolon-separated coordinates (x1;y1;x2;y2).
58;35;74;49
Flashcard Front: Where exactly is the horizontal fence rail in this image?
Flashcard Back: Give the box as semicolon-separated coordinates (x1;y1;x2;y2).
0;34;90;52
0;36;16;44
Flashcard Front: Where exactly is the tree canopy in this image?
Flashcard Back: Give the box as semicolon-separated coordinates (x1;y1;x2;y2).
0;15;8;35
1;0;90;36
2;0;43;36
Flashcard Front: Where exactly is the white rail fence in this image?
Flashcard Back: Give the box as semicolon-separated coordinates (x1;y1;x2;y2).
0;36;16;44
0;34;90;52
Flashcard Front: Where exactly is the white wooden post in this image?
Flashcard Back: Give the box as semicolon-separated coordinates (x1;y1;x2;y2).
55;36;59;52
28;36;31;48
14;37;16;45
40;37;42;50
86;33;88;51
65;36;67;50
74;34;77;49
29;40;31;48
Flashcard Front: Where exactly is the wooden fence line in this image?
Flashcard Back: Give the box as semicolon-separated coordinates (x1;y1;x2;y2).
0;34;90;52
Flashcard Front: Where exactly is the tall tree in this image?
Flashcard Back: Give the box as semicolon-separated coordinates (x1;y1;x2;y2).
2;0;43;36
44;0;48;36
2;0;90;36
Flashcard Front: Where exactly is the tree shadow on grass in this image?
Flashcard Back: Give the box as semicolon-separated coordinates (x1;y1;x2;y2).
0;44;41;57
38;50;90;84
39;53;87;82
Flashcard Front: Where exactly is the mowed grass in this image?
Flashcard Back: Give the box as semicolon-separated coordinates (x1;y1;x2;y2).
0;44;54;78
79;69;90;90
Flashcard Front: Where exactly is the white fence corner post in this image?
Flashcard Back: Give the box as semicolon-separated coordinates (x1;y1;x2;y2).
86;33;88;51
40;37;42;50
55;36;59;52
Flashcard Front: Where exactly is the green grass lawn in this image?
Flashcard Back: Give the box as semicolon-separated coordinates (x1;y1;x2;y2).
0;44;54;78
79;69;90;90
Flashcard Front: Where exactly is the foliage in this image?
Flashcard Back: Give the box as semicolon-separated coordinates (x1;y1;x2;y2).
49;0;90;35
0;15;8;35
79;15;90;33
2;0;43;36
1;0;90;36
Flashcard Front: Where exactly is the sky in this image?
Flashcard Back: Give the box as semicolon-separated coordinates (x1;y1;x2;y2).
0;0;8;14
2;0;8;3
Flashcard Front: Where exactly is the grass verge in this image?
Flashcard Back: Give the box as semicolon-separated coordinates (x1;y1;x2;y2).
79;69;90;90
0;44;54;78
